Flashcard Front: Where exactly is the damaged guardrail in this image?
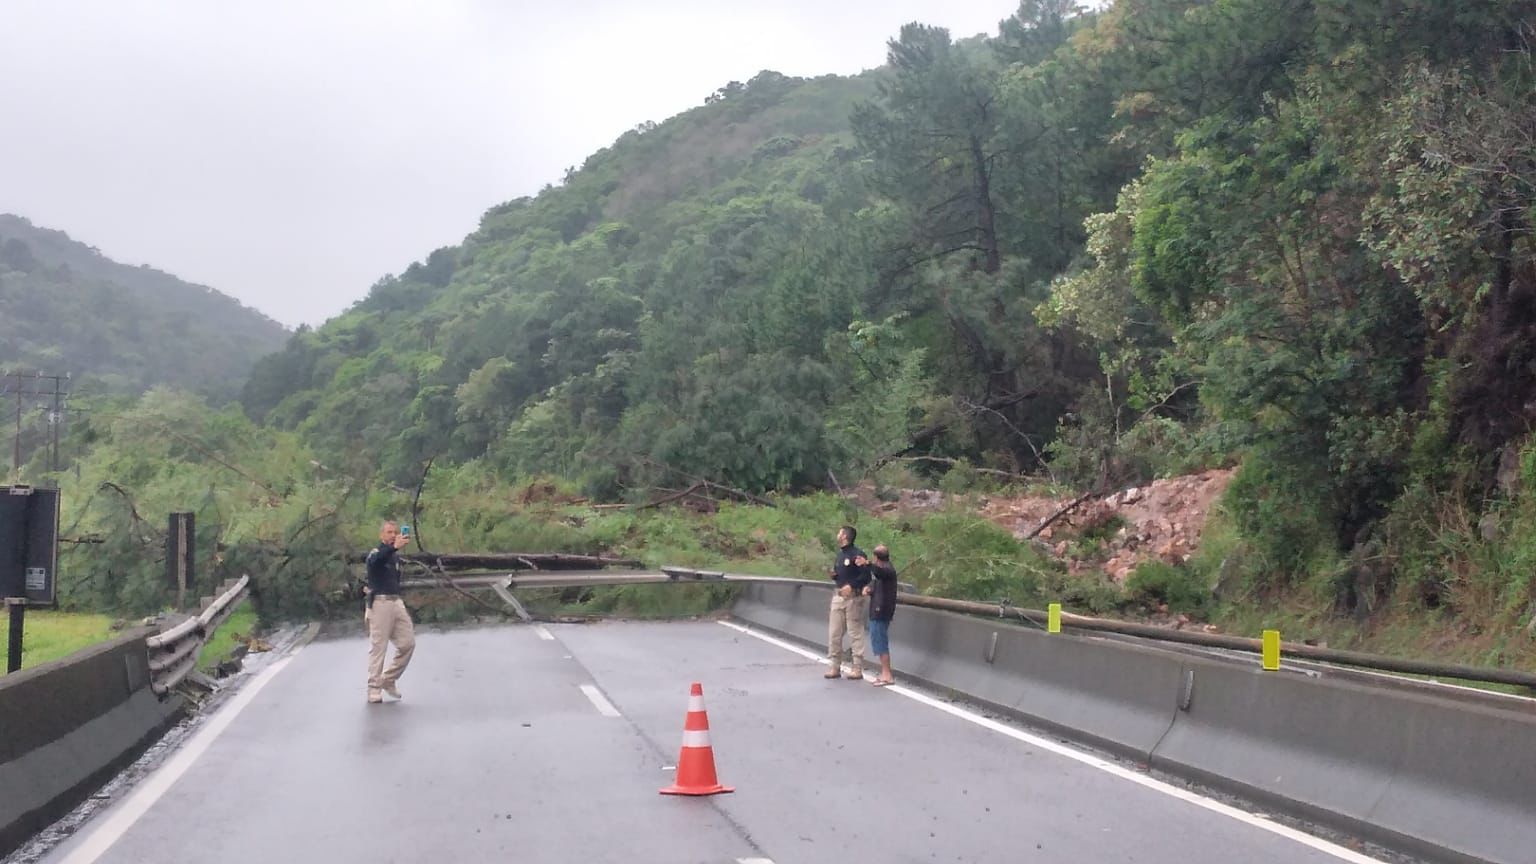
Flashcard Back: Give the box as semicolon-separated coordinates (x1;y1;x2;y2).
399;564;1532;691
144;574;249;696
399;566;919;597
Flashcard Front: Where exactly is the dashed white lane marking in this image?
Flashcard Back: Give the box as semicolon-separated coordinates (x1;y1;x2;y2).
57;647;305;864
737;858;775;863
534;625;555;641
718;620;1389;864
579;683;622;717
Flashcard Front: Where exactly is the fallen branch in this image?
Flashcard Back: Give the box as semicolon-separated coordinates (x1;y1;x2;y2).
1026;488;1104;540
410;456;435;554
892;456;1036;481
872;392;1039;471
639;459;776;508
285;505;340;547
701;480;775;508
142;420;282;498
634;483;706;511
428;561;515;619
99;481;152;545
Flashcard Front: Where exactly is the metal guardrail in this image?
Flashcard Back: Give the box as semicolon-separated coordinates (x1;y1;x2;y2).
145;574;249;696
396;564;1535;691
400;567;919;593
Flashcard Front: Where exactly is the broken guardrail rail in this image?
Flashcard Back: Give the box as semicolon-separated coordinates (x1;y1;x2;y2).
144;574;249;696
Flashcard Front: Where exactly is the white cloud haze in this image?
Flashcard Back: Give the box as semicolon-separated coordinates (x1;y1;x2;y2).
0;0;1020;327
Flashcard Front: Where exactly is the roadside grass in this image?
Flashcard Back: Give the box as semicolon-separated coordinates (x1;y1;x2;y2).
196;600;258;672
0;610;119;671
0;602;261;676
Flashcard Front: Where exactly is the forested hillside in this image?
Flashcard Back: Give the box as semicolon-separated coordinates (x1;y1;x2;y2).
0;214;288;399
58;0;1536;652
241;69;887;489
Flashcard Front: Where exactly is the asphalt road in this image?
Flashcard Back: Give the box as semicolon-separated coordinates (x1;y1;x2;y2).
33;620;1399;864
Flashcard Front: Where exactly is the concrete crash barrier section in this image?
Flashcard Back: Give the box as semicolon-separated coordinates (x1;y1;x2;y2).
1154;656;1536;864
730;582;1536;864
731;583;1182;759
0;629;185;858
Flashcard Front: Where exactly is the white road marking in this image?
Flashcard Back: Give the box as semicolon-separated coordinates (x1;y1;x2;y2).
534;625;555;641
579;683;621;717
737;858;775;863
719;620;1389;864
57;647;305;864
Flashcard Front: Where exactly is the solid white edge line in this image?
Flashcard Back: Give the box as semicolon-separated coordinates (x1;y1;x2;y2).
57;648;305;864
534;625;555;641
718;619;1388;864
579;683;622;717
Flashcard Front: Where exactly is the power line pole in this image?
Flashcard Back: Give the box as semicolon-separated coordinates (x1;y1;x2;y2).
11;371;20;481
51;385;60;474
42;374;68;475
5;371;71;482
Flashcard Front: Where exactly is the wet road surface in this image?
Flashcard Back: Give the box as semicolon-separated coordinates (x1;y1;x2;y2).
33;620;1396;864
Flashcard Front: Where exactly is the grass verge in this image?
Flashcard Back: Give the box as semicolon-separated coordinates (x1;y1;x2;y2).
0;610;119;671
196;600;258;672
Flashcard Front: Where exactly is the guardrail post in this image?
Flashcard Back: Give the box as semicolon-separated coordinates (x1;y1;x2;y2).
1262;629;1281;671
1047;602;1062;634
167;512;194;611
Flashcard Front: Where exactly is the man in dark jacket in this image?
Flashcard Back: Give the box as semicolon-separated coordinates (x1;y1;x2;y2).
365;521;415;703
864;544;898;686
826;524;871;679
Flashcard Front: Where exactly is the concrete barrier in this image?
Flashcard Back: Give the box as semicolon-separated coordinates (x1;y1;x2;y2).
1153;655;1536;864
733;583;1182;759
0;630;184;858
730;582;1536;864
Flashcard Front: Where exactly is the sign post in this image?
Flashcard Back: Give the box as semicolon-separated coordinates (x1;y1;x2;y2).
5;599;21;674
1;485;60;673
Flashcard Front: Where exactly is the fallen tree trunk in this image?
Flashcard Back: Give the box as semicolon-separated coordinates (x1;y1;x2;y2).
347;552;642;570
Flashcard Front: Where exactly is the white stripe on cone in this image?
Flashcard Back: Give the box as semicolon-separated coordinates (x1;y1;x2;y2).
687;694;706;712
681;729;712;748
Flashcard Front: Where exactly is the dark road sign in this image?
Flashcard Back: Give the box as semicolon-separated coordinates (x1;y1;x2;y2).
1;485;60;606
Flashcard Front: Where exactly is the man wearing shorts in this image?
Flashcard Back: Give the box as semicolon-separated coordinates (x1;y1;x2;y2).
865;544;898;686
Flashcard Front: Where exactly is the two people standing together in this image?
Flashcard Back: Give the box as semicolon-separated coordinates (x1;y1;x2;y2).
827;524;898;686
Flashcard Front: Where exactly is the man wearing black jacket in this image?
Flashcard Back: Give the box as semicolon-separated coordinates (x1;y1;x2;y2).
826;524;871;679
365;521;415;704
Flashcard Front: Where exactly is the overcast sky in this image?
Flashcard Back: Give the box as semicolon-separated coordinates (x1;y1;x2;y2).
0;0;1021;329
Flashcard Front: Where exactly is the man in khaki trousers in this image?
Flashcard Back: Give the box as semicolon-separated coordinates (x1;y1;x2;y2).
826;524;871;679
365;521;415;703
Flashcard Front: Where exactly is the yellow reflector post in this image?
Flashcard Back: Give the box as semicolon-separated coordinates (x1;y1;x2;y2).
1262;629;1281;671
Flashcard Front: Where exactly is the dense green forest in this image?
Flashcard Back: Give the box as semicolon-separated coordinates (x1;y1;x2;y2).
0;214;288;401
34;0;1536;663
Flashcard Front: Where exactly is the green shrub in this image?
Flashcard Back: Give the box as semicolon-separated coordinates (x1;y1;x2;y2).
1126;561;1210;614
902;512;1053;602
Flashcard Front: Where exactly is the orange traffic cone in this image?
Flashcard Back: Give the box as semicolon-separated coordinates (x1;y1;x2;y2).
659;682;734;796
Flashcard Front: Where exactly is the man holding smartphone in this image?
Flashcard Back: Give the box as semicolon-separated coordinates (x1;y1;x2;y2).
364;520;415;703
